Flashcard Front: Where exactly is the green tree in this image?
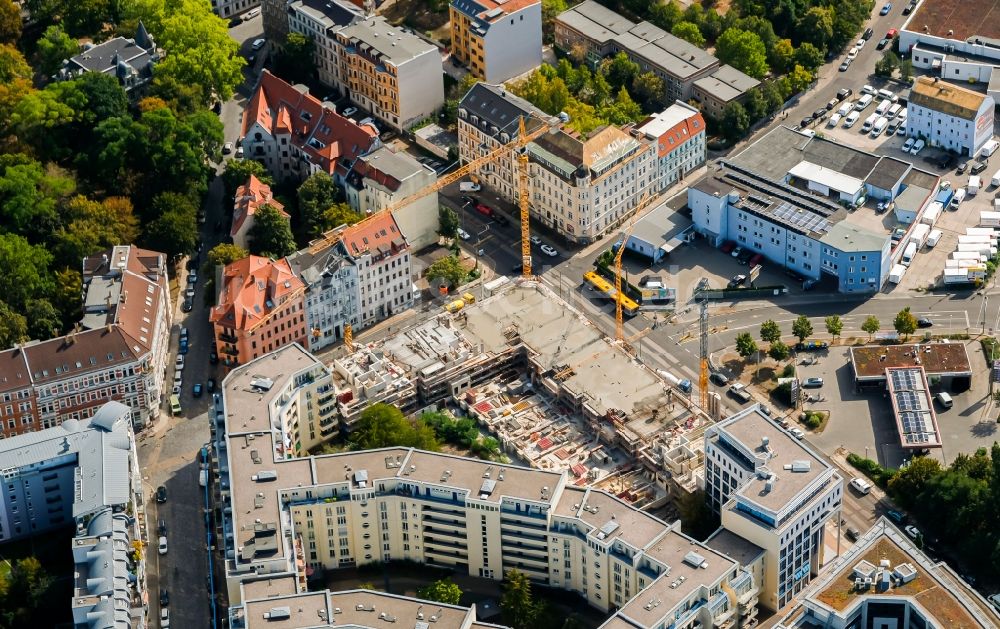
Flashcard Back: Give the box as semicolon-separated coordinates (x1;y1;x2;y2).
347;403;440;451
768;340;790;361
0;300;28;349
52;267;81;325
875;50;900;78
744;86;768;121
223;158;271;197
631;71;665;110
205;243;248;269
500;569;542;629
541;0;567;38
829;0;868;50
720;101;750;142
794;42;824;73
760;319;781;344
0;0;21;44
0;233;53;311
770;38;796;74
735;332;758;358
825;315;843;340
145;0;245;104
862;315;880;340
143;192;198;258
648;0;683;31
762;80;786;114
894;306;918;339
792;315;813;343
148;74;204;115
715;28;769;79
787;64;813;94
35;25;79;77
900;59;914;81
25;297;61;340
55;195;139;267
438;205;459;239
671;21;705;47
0;156;76;241
296;172;339;240
603;86;642;125
601;51;639;90
322;202;362;231
797;6;834;50
888;456;942;507
249;204;296;258
274;32;315;84
426;255;468;289
416;578;463;605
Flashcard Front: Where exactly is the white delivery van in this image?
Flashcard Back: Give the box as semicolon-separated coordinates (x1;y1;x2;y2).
459;181;481;192
910;223;930;247
968;175;981;195
886;103;902;119
980;138;999;158
843;111;860;128
861;113;878;133
935;392;953;409
850;477;872;495
877;88;897;102
888;263;907;283
875;99;892;115
837;102;852;117
926;229;942;247
950;188;966;208
992;170;1000;188
901;241;917;266
921;202;942;226
827;113;842;127
871;116;889;137
855;94;874;110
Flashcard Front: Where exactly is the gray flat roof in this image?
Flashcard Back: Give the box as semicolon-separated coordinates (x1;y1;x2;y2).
628;198;693;248
893;183;933;212
556;1;634;43
694;65;760;102
865;156;911;191
819;221;887;253
337;17;437;66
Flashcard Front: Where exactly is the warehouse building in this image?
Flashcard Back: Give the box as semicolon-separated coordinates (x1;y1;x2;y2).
906;76;995;157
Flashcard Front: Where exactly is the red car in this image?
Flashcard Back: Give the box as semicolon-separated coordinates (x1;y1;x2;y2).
474;203;493;217
749;253;764;269
720;241;736;254
886;28;898;39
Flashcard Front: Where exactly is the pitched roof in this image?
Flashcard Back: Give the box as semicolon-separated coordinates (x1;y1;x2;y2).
338;213;406;258
210;256;304;331
638;102;705;157
350;146;429;193
452;0;540;24
458;82;551;140
232;175;288;238
910;76;990;120
242;71;379;176
335;17;439;66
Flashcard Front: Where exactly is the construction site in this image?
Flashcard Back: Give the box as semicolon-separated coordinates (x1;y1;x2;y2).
327;279;715;509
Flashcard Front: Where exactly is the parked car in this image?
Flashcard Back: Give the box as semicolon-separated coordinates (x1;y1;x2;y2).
178;338;188;354
158;536;168;555
193;383;203;397
902;138;915;152
748;253;764;269
937;153;957;169
902;0;915;13
839;59;851;72
160;589;169;607
222;142;233;154
209;350;218;365
729;383;753;403
846;527;861;542
175;355;185;370
540;244;558;257
709;372;729;386
904;525;922;540
886;510;906;524
836;88;853;100
731;246;743;258
880;2;892;15
457;228;471;240
251;38;266;50
802;377;824;388
728;274;747;287
909;139;925;155
826;98;839;111
917;318;933;328
796;341;829;351
155;485;167;503
957;160;970;174
737;249;754;265
342;106;358;117
790;427;805;439
207;378;216;392
876;37;890;49
971;160;988;174
800;115;814;127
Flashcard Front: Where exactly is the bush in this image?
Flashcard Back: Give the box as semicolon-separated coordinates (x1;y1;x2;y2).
981;337;1000;365
804;412;822;429
846;453;896;488
780;363;796;378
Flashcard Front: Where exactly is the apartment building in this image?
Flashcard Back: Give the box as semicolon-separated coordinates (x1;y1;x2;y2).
458;82;656;244
210;0;258;20
334;214;413;325
906;76;995;157
286;0;364;87
0;401;147;624
555;1;758;106
210;256;307;368
636;101;707;192
285;244;361;353
213;345;761;627
704;406;844;611
231;174;289;249
450;0;542;83
776;517;1000;628
261;0;289;41
241;71;380;183
345;146;438;250
0;246;171;434
330;17;445;131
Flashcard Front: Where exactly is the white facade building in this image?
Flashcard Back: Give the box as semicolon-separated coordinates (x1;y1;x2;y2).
458;82;657;244
450;0;542;84
286;0;364;88
335;213;413;325
285;245;361;353
906;76;995;157
210;0;258;20
704;406;843;611
637;101;708;192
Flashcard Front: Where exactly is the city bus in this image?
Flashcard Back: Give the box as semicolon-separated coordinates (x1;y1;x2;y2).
582;271;640;316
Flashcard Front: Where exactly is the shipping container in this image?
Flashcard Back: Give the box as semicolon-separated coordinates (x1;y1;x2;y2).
980;212;1000;228
966;226;998;237
910;223;930;247
956;243;996;256
920;202;943;226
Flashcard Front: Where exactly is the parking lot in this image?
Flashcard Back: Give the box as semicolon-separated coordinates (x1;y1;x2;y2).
791;341;999;469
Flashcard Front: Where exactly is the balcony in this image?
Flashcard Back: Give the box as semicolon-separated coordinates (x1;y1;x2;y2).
218;332;238;343
500;541;548;558
424;546;467;561
423;515;466;531
499;528;548;546
221;345;239;356
423;526;467;542
499;514;548;531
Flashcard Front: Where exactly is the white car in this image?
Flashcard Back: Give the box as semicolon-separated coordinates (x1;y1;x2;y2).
790;427;805;440
827;113;841;127
158;536;168;555
904;525;921;540
175;355;185;370
235;145;244;158
341;106;358;117
251;38;266;50
847;46;860;60
161;607;170;628
861;84;875;95
540;244;558;257
222;142;233;154
457;228;471;241
910;139;925;155
902;138;915;152
530;235;541;246
856;38;866;49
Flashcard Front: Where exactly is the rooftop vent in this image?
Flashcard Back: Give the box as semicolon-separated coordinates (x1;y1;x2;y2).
682;551;707;569
353;469;369;488
252;471;278;482
479;479;496;499
264;606;291;620
250;376;274;392
596;520;620;540
788;460;812;473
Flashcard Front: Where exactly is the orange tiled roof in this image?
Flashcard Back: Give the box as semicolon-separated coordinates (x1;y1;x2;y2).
242;71;379;176
339;213;406;258
210;256;304;331
232;175;288;239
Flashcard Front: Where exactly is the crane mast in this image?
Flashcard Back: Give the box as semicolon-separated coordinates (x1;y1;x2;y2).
699;300;708;409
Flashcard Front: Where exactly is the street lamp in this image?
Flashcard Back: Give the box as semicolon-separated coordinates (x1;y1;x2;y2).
475;225;490;300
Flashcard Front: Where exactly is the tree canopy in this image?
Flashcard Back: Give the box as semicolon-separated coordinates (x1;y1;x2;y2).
735;332;758;359
759;319;781;344
347;403;440;451
894;306;917;339
425;255;468;289
861;315;880;339
824;315;843;339
249;204;297;259
715;28;769;79
416;579;463;605
792;315;813;342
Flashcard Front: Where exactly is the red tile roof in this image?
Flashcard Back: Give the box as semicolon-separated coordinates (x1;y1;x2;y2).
232;175;287;239
210;256;304;332
338;212;406;258
242;71;379;176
